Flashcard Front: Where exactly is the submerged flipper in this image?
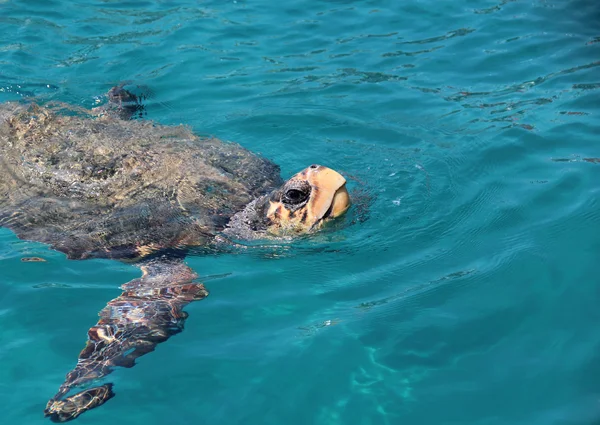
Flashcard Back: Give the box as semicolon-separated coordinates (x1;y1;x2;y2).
94;84;147;120
44;259;208;422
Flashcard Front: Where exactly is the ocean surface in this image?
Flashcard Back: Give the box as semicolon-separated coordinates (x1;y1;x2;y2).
1;0;600;424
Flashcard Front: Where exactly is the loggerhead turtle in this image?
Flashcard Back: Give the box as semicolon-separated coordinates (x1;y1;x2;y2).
0;86;351;422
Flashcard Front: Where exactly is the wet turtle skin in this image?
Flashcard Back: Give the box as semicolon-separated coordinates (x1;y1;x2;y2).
0;88;351;422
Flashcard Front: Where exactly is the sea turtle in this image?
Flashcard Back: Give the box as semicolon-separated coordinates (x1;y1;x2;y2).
0;86;351;422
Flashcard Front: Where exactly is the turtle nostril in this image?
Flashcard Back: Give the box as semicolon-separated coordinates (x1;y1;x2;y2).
309;164;319;169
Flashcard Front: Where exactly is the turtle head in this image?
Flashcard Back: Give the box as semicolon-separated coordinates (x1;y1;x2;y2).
264;164;350;236
222;164;351;242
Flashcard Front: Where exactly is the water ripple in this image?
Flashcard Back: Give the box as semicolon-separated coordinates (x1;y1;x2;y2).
1;0;600;424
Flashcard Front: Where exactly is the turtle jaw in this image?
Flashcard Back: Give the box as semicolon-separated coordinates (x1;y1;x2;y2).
311;181;350;230
265;164;351;236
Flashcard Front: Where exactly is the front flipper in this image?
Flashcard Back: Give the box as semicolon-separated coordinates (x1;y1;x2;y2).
44;260;207;422
90;83;147;120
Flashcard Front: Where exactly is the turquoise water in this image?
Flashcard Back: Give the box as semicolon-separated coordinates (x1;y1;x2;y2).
2;0;600;423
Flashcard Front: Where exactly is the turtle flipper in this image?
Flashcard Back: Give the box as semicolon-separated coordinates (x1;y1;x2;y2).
44;385;115;423
91;83;147;120
44;259;208;422
106;84;146;120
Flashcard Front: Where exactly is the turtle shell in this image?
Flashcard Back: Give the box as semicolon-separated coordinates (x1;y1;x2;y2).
0;102;283;260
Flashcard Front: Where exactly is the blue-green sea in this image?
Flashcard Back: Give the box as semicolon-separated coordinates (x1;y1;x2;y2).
2;0;600;424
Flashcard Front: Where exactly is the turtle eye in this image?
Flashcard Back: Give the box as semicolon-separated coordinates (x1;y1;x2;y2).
283;188;309;205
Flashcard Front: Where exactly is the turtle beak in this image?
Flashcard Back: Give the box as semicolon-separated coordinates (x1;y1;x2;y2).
303;165;351;224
